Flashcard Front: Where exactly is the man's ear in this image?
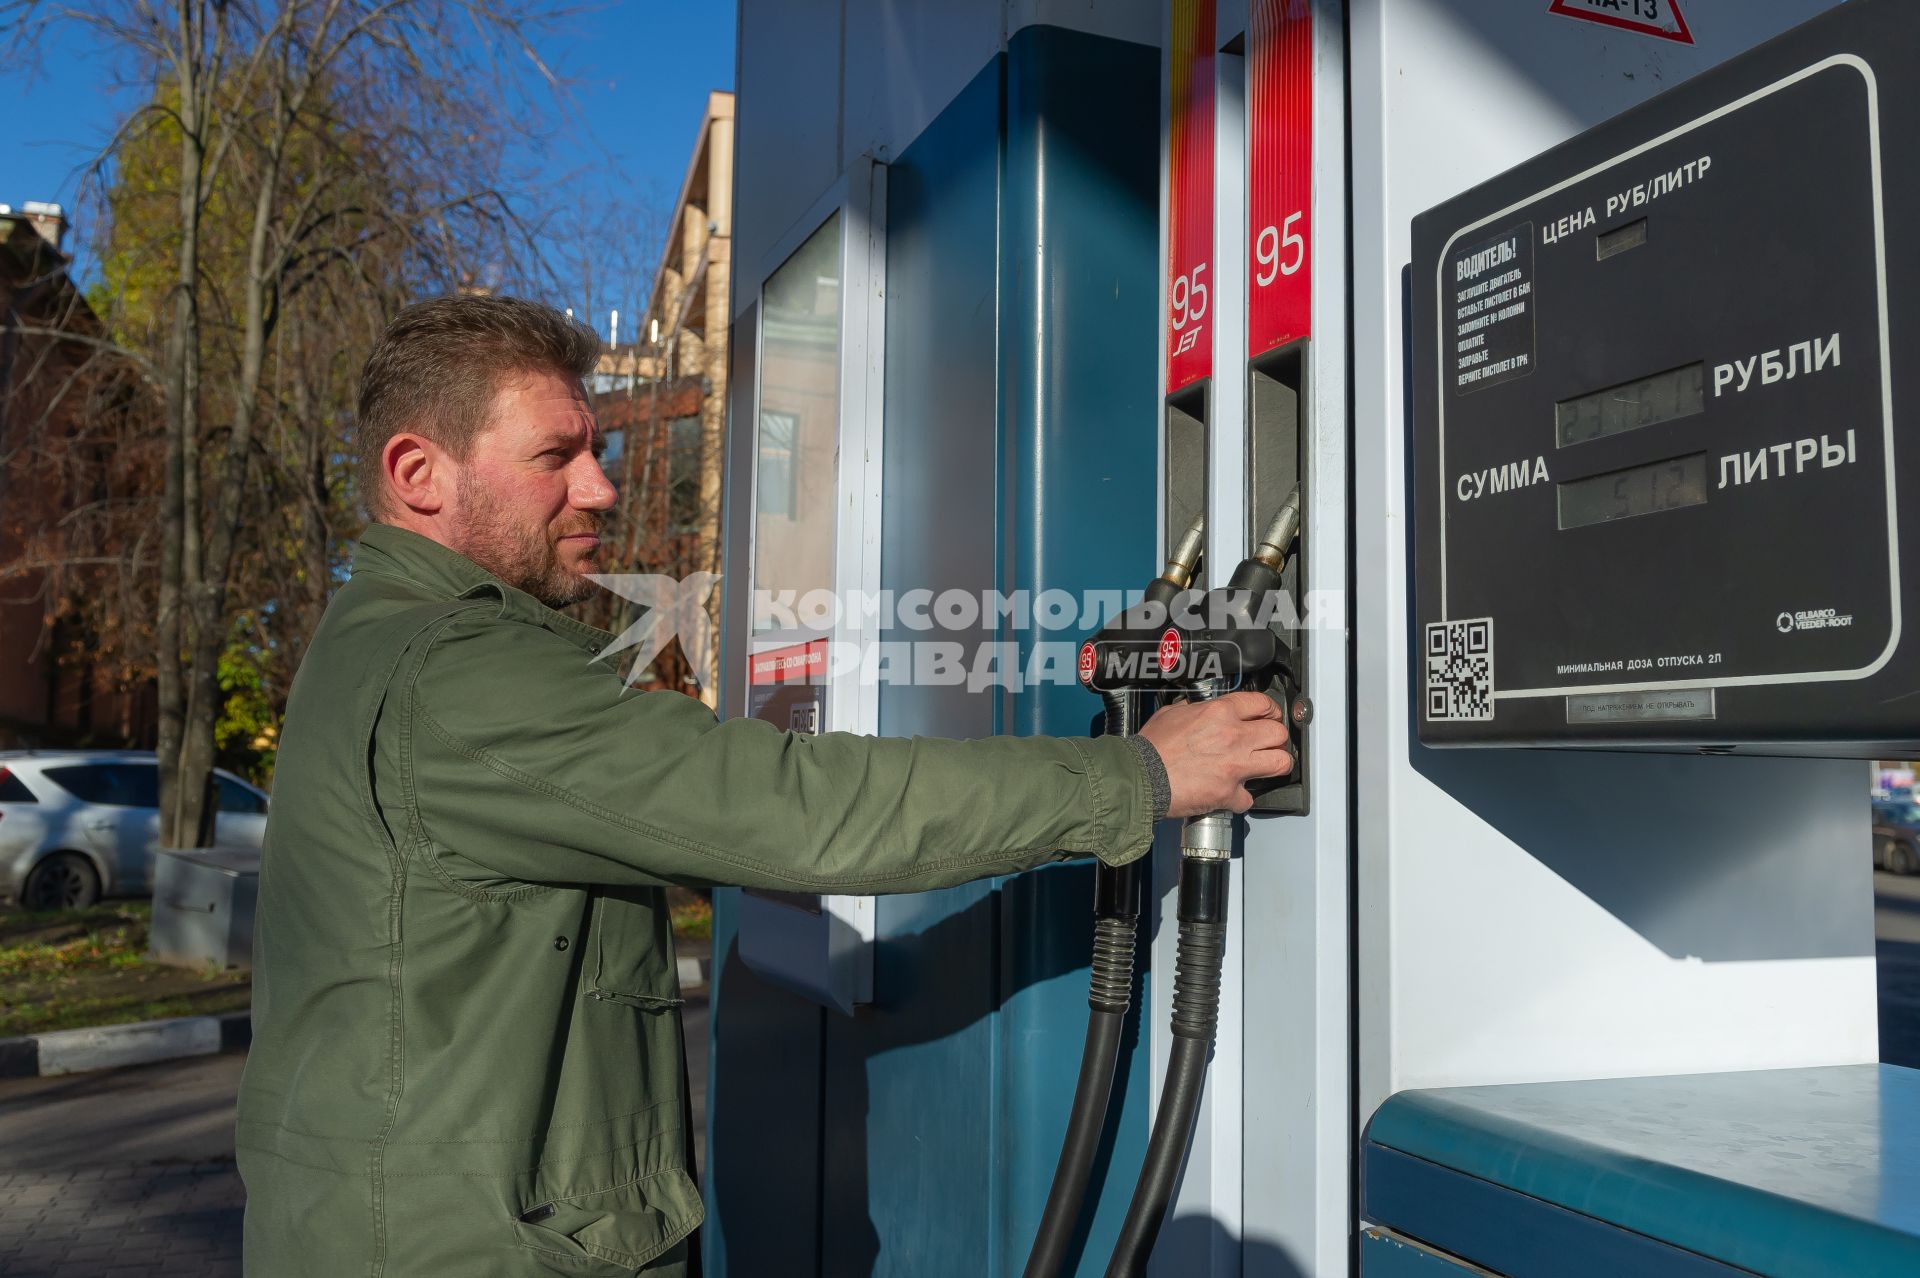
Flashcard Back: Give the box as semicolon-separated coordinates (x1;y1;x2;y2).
384;432;446;516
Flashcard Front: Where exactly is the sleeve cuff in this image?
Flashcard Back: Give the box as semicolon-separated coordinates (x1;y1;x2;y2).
1070;735;1159;869
1125;735;1172;821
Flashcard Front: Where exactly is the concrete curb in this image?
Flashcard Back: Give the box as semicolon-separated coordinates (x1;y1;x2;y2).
0;1010;251;1080
0;957;707;1081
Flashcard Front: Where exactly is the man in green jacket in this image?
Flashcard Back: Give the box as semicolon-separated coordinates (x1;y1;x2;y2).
237;296;1292;1276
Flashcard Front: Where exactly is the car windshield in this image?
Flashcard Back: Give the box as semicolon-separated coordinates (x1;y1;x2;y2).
1879;802;1920;825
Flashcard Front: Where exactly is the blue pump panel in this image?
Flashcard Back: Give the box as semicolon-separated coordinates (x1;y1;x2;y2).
1363;1065;1920;1278
707;24;1161;1278
1359;1229;1494;1277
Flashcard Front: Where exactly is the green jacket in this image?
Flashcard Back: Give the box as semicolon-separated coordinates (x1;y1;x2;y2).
237;524;1155;1277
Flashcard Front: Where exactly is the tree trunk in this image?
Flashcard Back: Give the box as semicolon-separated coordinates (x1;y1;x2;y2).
157;13;207;849
171;147;278;849
178;619;223;845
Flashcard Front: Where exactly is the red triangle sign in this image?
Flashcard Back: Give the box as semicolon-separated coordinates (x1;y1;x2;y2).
1548;0;1694;45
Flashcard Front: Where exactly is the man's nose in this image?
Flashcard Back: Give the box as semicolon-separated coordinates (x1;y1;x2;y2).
571;455;617;511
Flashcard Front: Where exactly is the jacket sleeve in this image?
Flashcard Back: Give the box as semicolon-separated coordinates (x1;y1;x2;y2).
396;608;1156;892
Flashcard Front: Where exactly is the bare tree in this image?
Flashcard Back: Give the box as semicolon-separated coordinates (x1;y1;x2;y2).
3;0;575;842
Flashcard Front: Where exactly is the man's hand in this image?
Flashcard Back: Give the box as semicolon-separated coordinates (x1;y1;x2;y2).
1136;691;1293;817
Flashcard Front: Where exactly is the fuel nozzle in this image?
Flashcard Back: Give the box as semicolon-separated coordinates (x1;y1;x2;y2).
1228;485;1301;594
1158;514;1206;595
1077;516;1207;698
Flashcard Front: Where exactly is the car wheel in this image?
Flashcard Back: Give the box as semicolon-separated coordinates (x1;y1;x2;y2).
22;852;100;912
1876;836;1898;871
1894;842;1920;877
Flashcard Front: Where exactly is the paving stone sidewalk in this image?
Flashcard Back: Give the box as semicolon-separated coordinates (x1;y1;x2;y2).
0;1048;246;1278
0;1161;242;1277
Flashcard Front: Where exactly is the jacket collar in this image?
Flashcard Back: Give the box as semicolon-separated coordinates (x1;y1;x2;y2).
353;522;496;599
351;523;614;656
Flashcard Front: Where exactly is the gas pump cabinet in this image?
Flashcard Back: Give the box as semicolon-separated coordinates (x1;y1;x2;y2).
1411;0;1918;756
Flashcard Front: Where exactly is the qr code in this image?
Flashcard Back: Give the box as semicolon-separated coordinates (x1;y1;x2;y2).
1425;619;1493;721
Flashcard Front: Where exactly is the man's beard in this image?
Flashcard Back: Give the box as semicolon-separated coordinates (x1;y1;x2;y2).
451;476;605;608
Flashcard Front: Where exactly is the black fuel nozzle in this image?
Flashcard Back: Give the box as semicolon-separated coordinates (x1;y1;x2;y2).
1076;495;1301;708
1077;515;1208;699
1162;486;1301;693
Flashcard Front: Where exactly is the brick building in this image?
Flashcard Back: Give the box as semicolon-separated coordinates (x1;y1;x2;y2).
585;91;734;701
0;202;158;748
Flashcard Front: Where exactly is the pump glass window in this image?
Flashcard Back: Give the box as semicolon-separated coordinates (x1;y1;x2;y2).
754;214;842;630
757;411;798;517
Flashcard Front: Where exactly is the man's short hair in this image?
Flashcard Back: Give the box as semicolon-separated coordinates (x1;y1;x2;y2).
356;295;602;518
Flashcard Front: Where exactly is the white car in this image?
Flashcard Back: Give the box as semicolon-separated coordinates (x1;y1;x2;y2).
0;750;270;911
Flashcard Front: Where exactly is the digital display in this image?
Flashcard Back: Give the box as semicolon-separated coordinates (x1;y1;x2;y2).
1557;453;1708;530
1595;217;1648;260
1556;363;1705;447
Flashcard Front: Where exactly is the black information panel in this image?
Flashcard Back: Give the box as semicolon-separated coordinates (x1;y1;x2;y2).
1412;0;1918;753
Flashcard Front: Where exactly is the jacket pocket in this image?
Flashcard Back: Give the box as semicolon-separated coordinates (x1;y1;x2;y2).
588;886;684;1009
512;1166;704;1274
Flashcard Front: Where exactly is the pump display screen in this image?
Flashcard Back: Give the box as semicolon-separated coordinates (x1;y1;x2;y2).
1557;454;1707;530
1410;0;1920;752
1555;364;1705;447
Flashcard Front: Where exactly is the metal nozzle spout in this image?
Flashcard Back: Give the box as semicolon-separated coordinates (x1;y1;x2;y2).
1162;515;1206;590
1251;486;1301;573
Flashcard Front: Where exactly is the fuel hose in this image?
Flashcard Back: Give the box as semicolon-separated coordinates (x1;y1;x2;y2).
1021;518;1204;1278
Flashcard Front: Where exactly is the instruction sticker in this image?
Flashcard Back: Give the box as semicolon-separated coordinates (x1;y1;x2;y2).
1547;0;1695;46
1447;222;1535;395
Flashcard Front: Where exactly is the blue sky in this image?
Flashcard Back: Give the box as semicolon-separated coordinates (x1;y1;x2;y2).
0;1;737;332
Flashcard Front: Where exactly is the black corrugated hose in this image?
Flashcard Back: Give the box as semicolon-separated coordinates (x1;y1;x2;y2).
1101;855;1229;1278
1022;691;1147;1278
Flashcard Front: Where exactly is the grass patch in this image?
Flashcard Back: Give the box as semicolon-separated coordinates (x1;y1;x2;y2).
0;901;250;1037
668;888;712;942
3;887;701;1040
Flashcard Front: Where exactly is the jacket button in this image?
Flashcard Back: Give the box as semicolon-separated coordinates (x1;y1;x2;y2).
553;936;570;952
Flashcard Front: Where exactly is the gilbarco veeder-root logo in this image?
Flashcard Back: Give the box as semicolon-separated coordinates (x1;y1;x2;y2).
1776;606;1854;635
